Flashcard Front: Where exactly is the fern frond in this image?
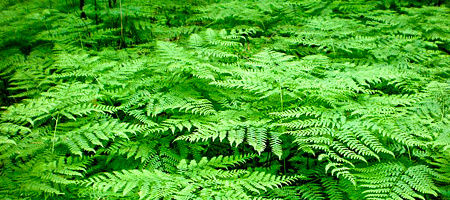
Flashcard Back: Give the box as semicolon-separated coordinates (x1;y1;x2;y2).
355;163;439;200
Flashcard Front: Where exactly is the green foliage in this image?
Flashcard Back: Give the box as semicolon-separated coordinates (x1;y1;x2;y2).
80;154;300;199
355;162;439;200
0;0;448;199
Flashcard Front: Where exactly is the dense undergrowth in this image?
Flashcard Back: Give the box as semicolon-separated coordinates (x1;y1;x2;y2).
0;0;449;199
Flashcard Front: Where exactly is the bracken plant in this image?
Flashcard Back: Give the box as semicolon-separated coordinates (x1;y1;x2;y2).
0;0;449;199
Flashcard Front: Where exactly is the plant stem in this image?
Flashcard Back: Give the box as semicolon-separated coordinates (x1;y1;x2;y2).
119;0;124;48
51;115;59;153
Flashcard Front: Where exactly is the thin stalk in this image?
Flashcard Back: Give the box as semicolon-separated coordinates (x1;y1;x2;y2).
119;0;124;48
407;145;411;161
280;83;284;110
51;115;60;153
78;31;84;49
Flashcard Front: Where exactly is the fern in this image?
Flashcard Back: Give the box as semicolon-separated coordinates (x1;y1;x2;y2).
355;163;439;200
0;0;448;199
81;155;300;199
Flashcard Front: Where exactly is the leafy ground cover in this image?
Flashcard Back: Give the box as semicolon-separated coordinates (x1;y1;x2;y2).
0;0;449;199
